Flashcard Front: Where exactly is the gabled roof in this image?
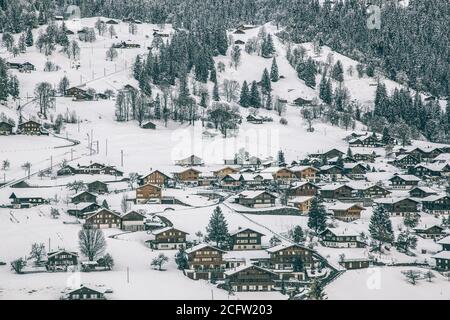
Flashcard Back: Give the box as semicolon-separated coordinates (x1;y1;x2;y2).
437;235;450;245
185;243;225;254
47;249;78;259
431;251;450;260
142;170;172;180
266;243;310;253
229;227;265;237
152;226;188;236
71;191;96;199
328;202;364;211
121;210;146;219
375;197;420;204
86;208;121;220
321;227;358;237
289;165;319;172
237;190;276;199
320;184;353;191
288;196;314;203
389;174;421;182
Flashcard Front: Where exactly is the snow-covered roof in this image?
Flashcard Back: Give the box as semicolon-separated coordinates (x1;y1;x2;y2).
437;236;450;245
410;186;438;194
421;194;449;202
237;190;274;199
323;227;358;237
266;243;309;253
152;226;188;235
289;165;318;172
328;202;364;211
229;227;265;236
375;197;419;204
320;184;349;191
66;202;97;210
390;174;421;182
431;251;450;260
185;243;225;254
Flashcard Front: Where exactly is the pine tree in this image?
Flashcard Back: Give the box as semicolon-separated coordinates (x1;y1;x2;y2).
206;206;229;248
289;225;305;243
319;75;332;104
308;279;326;300
209;66;217;83
0;58;9;101
369;206;394;251
249;81;261;108
307;197;327;234
261;68;272;96
212;81;220;101
239;80;250;108
270;57;279;82
154;94;161;119
8;75;20;99
133;55;143;80
346;147;353;158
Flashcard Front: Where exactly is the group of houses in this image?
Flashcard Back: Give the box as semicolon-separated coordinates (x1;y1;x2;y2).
0;120;47;136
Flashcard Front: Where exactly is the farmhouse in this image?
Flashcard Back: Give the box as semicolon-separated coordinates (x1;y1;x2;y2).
85;208;122;229
121;210;146;231
343;163;368;179
0;121;14;135
18;120;43;135
147;227;188;249
261;167;296;183
224;265;277;292
328;202;365;222
348;134;382;147
319;165;344;179
61;285;106;300
220;173;241;189
185;244;226;280
339;258;371;270
266;244;314;270
350;183;391;199
234;39;245;45
230;228;265;250
392;154;420;168
246;114;264;124
235;190;277;208
9;191;49;208
45;250;78;271
135;184;162;204
213;166;239;178
140;121;156;129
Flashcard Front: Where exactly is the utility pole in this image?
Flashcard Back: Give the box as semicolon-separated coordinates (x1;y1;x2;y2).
50;156;53;169
71;148;74;161
48;237;51;252
127;266;129;283
106;139;108;156
121;150;124;167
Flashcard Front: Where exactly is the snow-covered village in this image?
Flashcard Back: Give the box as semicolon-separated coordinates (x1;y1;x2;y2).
0;0;449;302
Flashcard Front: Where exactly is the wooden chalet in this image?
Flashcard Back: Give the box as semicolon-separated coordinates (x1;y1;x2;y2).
408;147;443;162
432;251;450;271
213;166;239;178
389;174;421;189
85;208;122;229
0;121;14;135
135;184;162;204
224;265;277;292
141;170;171;187
121;210;146;231
287;196;314;214
413;225;446;240
235;190;277;208
147;226;188;249
234;39;245;45
61;285;106;300
289;165;319;181
105;19;118;24
320;228;365;248
288;181;319;197
351;183;391;199
311;148;345;160
71;191;97;204
409;186;438;198
18;120;43;135
185;244;226;280
319;165;344;179
173;168;201;182
67;202;101;218
46;250;78;271
421;195;450;215
348;133;382;147
87;180;109;194
320;184;355;200
343;163;368;179
339;258;371;270
392;154;420;169
293;97;312;106
375;198;419;217
66;87;87;97
329;202;365;222
266;244;314;270
230;228;265;250
220;173;242;189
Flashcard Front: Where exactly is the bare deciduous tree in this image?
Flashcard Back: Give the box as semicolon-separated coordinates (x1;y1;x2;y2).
78;224;107;261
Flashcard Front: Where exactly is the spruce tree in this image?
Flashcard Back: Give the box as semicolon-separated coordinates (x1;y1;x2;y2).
212;81;220;101
0;58;9;101
26;27;34;47
249;80;261;108
175;247;189;270
270;57;279;82
369;206;394;252
206;206;229;248
307;197;327;234
331;60;344;82
133;55;143;80
307;279;326;300
239;80;250;108
154;94;161;119
261;68;272;96
209;66;217;83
